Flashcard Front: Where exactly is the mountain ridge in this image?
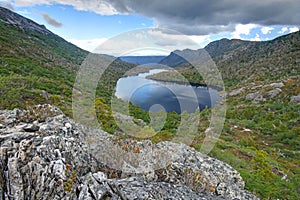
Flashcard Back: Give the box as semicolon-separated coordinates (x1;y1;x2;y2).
160;32;299;68
0;6;51;35
157;31;300;86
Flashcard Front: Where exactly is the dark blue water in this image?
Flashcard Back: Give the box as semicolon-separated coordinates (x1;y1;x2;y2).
115;69;220;113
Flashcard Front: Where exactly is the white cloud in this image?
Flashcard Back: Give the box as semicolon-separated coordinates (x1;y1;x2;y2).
188;35;211;47
73;29;204;56
289;27;299;33
67;38;108;52
17;9;31;15
278;27;288;34
250;33;261;41
231;24;259;39
278;27;299;34
261;26;274;34
0;2;14;10
147;29;199;47
135;33;146;40
14;0;119;15
14;0;51;7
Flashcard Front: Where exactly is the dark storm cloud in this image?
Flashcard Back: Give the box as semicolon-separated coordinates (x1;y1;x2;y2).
108;0;300;35
41;12;63;28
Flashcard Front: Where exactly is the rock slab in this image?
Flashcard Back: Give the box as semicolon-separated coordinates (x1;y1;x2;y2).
0;105;259;200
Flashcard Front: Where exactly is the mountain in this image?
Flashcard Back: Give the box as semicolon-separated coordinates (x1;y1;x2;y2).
159;49;205;67
159;38;251;67
160;38;251;67
204;38;252;59
0;6;50;35
0;6;88;67
0;6;134;112
118;56;166;65
214;32;300;85
159;31;300;85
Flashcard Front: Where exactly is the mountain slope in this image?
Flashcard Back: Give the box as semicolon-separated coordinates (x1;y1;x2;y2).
159;38;252;68
0;6;87;111
0;6;134;112
0;6;88;67
216;31;300;85
159;49;206;67
158;31;300;86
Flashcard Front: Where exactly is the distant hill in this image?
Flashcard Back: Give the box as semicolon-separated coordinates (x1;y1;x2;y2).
159;31;300;85
159;38;251;68
159;49;207;67
118;56;166;65
215;32;300;84
204;38;252;59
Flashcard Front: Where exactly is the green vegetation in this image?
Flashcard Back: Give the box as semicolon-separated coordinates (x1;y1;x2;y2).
0;19;135;115
207;92;300;199
0;20;85;113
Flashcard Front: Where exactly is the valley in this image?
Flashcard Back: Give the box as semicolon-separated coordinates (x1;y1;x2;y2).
0;5;299;199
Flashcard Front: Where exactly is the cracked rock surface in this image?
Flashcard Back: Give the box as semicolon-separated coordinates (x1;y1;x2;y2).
0;105;258;199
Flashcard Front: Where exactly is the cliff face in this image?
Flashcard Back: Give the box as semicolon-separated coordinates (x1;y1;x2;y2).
0;105;258;199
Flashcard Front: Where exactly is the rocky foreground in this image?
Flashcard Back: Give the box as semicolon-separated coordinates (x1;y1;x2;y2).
0;105;258;199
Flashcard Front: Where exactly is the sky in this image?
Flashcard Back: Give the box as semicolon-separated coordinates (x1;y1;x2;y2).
0;0;299;56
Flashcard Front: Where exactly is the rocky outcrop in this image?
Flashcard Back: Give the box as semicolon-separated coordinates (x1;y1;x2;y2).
0;105;258;199
229;87;245;96
268;82;284;88
232;81;286;103
0;6;51;35
267;88;282;99
246;92;266;103
290;93;300;105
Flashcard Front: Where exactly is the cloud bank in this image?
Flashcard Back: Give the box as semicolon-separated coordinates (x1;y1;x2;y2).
8;0;300;35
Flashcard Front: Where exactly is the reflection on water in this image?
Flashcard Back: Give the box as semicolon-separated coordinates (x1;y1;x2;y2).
115;69;220;113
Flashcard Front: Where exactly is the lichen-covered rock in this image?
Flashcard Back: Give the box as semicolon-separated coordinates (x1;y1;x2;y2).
268;82;284;88
267;88;282;99
290;94;300;105
246;92;266;103
0;104;258;199
229;87;245;96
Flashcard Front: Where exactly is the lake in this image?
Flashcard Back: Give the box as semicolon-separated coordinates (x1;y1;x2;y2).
115;69;221;113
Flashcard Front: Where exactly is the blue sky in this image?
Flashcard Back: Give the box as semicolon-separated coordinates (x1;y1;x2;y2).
0;0;299;55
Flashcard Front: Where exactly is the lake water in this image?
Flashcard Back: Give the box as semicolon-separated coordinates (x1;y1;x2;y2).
115;69;221;113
